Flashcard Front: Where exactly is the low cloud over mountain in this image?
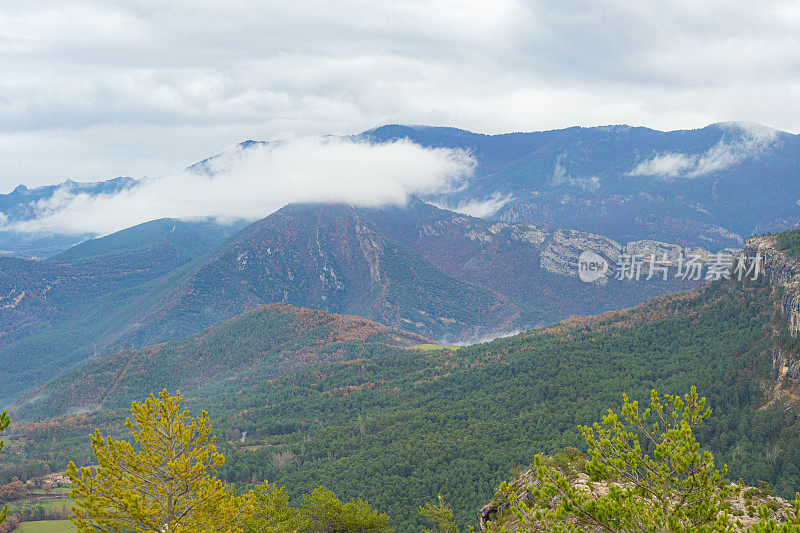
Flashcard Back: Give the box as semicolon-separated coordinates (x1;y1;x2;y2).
1;137;475;236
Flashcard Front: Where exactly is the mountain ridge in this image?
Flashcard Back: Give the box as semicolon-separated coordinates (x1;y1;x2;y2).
0;202;546;405
3;121;799;257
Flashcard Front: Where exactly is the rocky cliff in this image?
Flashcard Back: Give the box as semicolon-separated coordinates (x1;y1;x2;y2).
744;234;800;337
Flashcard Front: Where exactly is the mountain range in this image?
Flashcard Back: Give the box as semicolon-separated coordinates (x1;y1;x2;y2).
3;122;799;258
0;196;716;404
365;122;800;248
2;122;800;530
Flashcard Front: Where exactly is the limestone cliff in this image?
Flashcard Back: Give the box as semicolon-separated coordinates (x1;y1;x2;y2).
539;230;732;280
744;234;800;337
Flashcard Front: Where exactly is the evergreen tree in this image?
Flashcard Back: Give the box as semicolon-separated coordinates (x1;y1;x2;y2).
420;495;459;533
244;484;295;532
297;486;393;533
496;388;800;532
244;484;393;532
67;389;252;532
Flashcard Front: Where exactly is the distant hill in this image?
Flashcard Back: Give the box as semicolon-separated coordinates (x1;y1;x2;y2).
0;177;139;258
49;217;245;263
0;218;243;404
8;232;800;531
12;302;427;419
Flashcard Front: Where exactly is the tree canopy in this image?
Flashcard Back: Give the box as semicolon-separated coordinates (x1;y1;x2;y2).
493;388;800;532
245;483;393;532
67;389;252;532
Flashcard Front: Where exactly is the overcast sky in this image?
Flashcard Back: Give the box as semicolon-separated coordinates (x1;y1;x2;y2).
1;0;799;190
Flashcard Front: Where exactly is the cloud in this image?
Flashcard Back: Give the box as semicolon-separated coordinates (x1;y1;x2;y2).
1;1;800;188
435;192;514;218
550;155;602;190
628;153;698;178
628;122;779;178
1;138;475;236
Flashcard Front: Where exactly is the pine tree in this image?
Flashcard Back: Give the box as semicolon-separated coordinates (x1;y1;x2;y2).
297;486;393;532
420;494;459;533
67;389;252;532
244;484;393;532
496;387;800;532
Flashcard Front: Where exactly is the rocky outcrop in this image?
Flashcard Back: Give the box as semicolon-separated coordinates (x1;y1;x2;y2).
539;229;623;278
744;235;800;336
538;231;724;281
480;456;798;532
773;347;800;382
624;239;683;261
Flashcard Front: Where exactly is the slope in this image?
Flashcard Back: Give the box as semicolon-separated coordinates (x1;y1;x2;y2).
0;219;243;404
124;203;542;345
358;197;709;316
12;303;426;420
7;233;800;531
49;217;245;263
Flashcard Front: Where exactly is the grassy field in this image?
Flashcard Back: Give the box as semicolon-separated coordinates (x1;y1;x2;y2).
16;520;75;532
407;343;459;351
26;488;70;496
9;497;73;513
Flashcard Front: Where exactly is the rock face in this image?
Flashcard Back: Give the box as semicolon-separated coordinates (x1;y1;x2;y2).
539;229;623;278
773;347;800;382
538;231;724;280
744;235;800;336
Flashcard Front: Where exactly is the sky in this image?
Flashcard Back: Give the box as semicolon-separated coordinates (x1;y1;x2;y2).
1;0;799;192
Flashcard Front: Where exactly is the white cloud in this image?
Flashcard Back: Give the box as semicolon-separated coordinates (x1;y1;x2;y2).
1;138;475;236
435;193;515;218
628;122;779;178
629;152;698;178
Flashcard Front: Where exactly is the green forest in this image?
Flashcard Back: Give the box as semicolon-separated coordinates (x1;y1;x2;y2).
4;272;799;531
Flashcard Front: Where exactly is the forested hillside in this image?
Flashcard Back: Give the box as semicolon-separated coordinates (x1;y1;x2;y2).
5;259;797;531
12;303;427;420
0;218;243;404
129;203;540;344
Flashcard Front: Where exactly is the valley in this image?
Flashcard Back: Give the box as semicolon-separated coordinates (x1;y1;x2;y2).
0;195;721;404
